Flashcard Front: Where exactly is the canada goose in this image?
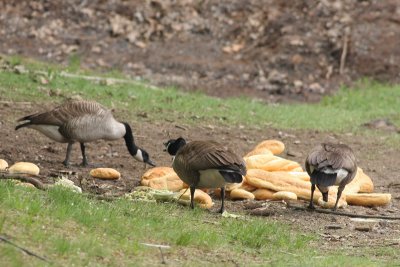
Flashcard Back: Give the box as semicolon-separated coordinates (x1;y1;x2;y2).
164;137;246;213
305;143;357;211
15;100;155;167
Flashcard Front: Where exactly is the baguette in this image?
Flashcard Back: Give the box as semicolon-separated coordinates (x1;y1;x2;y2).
252;188;276;200
246;169;358;202
273;191;297;201
245;154;301;172
244;147;273;158
254;140;285;155
346;193;391;207
230;188;255;200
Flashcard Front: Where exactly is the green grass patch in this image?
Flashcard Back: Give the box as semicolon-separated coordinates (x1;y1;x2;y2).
0;182;387;266
1;56;400;134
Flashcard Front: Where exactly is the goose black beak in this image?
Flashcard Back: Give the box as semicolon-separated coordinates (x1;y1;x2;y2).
146;159;156;167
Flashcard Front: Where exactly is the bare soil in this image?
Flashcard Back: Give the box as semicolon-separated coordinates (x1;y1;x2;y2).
1;0;400;103
1;101;399;257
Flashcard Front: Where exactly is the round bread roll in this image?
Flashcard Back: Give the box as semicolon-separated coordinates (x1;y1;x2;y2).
0;159;8;170
178;189;213;209
346;193;391;207
273;191;297;201
230;188;255;200
317;196;348;209
90;168;121;180
254;140;285;155
141;167;176;186
9;162;40;175
252;188;275;200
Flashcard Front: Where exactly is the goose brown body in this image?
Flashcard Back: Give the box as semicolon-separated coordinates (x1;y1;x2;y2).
173;141;246;188
305;143;357;210
16;100;154;167
165;138;246;213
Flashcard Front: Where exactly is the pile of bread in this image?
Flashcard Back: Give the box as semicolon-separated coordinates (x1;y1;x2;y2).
141;140;392;209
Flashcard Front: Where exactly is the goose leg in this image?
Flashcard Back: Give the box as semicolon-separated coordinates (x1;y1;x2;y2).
219;187;225;214
333;186;344;211
189;185;195;209
80;142;89;166
63;143;74;166
308;184;316;210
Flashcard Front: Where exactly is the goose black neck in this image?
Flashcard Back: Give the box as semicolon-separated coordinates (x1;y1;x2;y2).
123;122;138;156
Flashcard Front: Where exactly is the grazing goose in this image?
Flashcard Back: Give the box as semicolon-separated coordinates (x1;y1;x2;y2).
305;143;357;211
164;137;246;213
15;100;155;167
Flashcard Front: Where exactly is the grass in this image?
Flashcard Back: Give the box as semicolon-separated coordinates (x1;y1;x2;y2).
0;55;400;134
0;182;388;266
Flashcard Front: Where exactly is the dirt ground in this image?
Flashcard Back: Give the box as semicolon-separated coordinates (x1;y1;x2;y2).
1;0;400;103
1;101;399;256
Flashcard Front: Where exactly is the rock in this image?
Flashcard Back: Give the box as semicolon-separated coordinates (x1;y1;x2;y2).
8;162;40;175
90;168;121;180
0;159;8;170
351;218;379;232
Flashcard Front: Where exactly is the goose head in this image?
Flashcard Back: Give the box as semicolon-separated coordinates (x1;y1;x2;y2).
134;148;156;167
122;122;155;167
164;137;187;156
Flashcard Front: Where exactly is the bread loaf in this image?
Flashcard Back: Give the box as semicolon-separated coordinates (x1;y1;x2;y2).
346;193;391;207
317;196;348;209
9;162;40;175
141;167;176;186
230;188;255;200
273;191;297;201
225;180;243;191
244;147;273;158
352;168;374;193
178;189;213;209
245;154;301;172
148;173;185;192
239;182;257;192
252;188;276;200
90;168;121;180
0;159;8;170
254;140;285;155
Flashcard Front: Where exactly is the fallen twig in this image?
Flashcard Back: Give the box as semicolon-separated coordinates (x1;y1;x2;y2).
339;27;350;75
287;203;400;220
0;235;51;263
0;172;48;190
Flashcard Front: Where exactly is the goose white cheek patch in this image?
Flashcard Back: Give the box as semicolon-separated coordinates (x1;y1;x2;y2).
134;150;144;162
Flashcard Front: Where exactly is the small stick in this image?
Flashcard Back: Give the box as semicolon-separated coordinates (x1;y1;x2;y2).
0;235;51;263
0;172;48;190
288;203;400;220
339;27;350;75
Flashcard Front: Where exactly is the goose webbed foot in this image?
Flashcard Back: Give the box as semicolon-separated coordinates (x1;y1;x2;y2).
62;160;71;167
218;187;225;214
